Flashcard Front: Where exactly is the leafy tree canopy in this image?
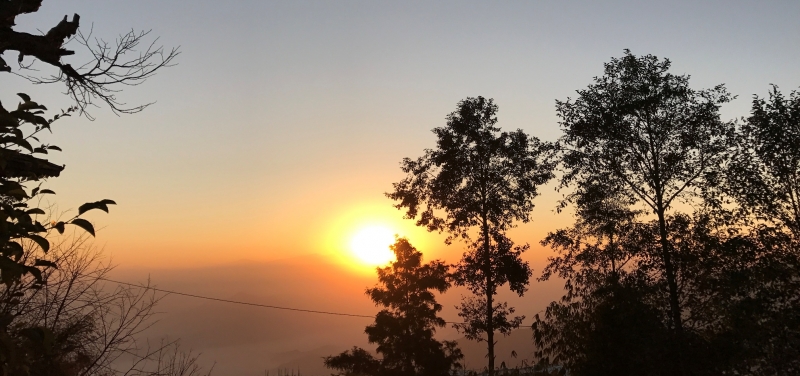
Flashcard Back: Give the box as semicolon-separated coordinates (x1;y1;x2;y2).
728;85;800;236
325;238;462;376
389;96;555;243
555;51;735;370
388;97;553;375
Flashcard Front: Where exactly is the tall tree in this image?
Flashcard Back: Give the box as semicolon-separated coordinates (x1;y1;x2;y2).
388;97;554;375
450;230;531;370
722;85;800;374
555;50;735;372
325;238;462;376
728;85;800;237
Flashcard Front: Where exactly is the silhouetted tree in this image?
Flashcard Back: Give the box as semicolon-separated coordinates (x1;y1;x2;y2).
0;0;177;290
388;97;554;375
324;238;463;376
325;347;383;376
674;215;800;375
533;181;672;376
0;95;118;374
720;85;800;374
536;187;800;376
728;85;800;237
451;231;531;363
555;50;734;373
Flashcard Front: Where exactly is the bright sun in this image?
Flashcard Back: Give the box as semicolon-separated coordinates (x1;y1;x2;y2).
350;225;396;266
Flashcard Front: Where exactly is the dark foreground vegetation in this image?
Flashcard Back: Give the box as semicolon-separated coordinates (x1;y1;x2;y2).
0;1;208;375
329;51;800;376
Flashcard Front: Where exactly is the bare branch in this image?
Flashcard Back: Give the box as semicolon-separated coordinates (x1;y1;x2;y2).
1;9;179;119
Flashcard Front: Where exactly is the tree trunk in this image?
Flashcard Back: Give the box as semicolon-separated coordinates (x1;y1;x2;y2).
483;218;494;376
656;207;686;375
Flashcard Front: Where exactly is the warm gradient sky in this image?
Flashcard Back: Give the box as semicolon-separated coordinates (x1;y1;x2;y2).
3;1;800;373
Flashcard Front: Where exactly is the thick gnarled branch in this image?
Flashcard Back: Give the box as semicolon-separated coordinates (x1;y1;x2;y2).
0;1;79;71
0;2;178;118
0;0;43;30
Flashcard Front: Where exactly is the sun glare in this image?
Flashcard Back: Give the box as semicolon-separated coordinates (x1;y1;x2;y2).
350;226;396;266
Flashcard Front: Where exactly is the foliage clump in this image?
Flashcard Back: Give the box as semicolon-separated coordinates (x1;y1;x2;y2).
325;238;462;376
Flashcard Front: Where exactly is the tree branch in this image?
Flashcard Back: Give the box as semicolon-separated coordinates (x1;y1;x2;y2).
1;7;179;119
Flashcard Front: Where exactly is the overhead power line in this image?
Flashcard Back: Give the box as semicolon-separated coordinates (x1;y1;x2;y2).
97;276;374;318
98;276;544;325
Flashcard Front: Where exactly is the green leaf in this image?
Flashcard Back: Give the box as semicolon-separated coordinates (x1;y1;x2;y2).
17;93;30;102
53;221;65;234
69;218;95;236
34;259;57;269
78;202;103;215
15;138;33;152
0;257;24;286
6;188;28;199
1;181;24;191
78;202;93;215
25;208;46;215
39;189;55;195
79;201;111;215
26;235;49;253
46;145;62;151
5;242;24;260
0;113;17;128
17;101;40;111
25;266;43;284
32;115;48;126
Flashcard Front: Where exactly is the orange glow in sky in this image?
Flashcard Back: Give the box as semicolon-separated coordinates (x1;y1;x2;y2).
316;201;445;274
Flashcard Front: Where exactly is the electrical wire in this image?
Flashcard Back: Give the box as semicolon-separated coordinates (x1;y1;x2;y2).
97;276;544;326
97;276;374;318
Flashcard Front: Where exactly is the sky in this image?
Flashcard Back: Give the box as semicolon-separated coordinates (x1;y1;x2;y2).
3;1;799;374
